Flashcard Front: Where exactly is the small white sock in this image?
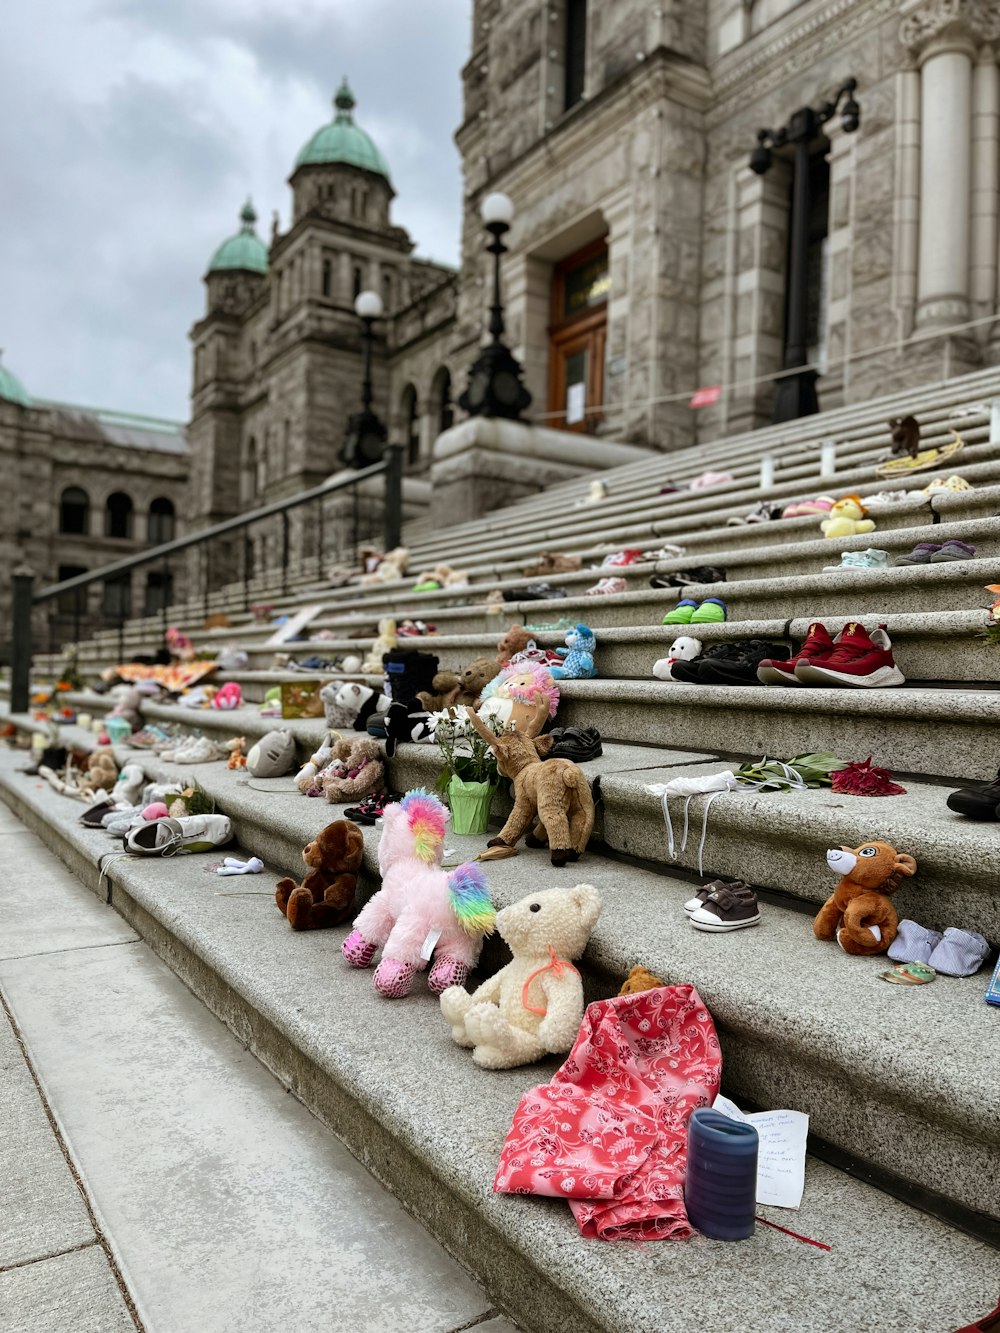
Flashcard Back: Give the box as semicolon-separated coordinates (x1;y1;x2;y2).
215;857;264;877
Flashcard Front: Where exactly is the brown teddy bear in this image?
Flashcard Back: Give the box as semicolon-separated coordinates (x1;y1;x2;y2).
813;840;917;956
618;966;665;995
86;751;119;793
417;655;497;712
275;819;365;930
496;624;536;665
321;737;384;805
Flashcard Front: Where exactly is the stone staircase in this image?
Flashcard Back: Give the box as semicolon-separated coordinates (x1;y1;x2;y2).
11;365;1000;1332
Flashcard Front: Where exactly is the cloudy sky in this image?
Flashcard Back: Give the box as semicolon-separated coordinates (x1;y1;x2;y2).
1;0;468;421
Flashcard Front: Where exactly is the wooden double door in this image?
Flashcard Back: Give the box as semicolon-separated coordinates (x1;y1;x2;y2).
548;240;609;434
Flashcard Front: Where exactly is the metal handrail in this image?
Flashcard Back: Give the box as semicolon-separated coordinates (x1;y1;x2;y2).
9;445;405;712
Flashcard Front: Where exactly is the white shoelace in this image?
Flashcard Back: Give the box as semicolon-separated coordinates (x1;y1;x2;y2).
645;760;810;875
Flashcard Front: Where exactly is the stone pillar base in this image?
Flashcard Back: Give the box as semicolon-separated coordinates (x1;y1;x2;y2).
429;418;649;526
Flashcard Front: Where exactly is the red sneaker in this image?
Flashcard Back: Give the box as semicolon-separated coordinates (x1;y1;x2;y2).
757;622;834;686
794;622;906;688
953;1297;1000;1331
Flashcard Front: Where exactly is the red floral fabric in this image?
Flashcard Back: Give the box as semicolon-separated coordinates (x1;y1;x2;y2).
493;985;721;1241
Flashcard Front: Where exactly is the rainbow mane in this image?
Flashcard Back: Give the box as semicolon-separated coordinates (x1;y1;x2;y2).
480;661;559;718
447;862;495;937
400;789;447;863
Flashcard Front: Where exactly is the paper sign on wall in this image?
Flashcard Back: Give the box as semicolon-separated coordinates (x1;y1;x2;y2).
566;381;586;425
713;1094;809;1210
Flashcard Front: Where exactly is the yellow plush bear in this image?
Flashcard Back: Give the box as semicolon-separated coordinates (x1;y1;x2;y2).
439;884;602;1069
820;494;876;539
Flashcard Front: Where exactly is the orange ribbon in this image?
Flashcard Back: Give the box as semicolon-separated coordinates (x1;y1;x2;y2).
521;945;580;1016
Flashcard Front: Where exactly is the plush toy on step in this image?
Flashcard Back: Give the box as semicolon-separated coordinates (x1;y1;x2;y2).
466;705;595;867
813;840;917;956
107;686;144;733
361;618;398;674
888;415;920;459
440;883;602;1069
549;623;597;680
342;790;495;998
653;635;702;681
820;495;876;539
417;656;497;713
321;737;384;804
359;546;409;587
329;681;389;732
295;729;340;794
275;818;364;930
477;660;560;735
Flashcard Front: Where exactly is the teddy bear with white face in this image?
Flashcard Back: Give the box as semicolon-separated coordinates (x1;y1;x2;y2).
439;883;603;1069
653;635;702;681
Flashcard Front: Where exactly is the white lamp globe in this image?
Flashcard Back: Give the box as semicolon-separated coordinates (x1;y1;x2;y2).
480;192;515;226
354;290;383;319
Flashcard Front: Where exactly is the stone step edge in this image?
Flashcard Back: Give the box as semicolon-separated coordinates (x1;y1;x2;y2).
1;750;997;1247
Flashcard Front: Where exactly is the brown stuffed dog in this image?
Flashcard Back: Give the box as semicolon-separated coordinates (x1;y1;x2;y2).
275;819;364;930
888;415;920;459
619;966;665;995
496;624;536;665
813;840;917;956
466;703;594;867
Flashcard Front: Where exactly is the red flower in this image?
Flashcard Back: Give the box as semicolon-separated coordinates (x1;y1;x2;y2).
830;756;906;797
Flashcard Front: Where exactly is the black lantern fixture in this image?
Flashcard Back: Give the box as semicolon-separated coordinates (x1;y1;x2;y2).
458;192;532;420
749;77;860;423
340;289;388;468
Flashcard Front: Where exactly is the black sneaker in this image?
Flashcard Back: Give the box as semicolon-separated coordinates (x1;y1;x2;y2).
649;566;727;590
946;769;1000;821
502;583;568;602
545;727;603;762
689;882;761;932
669;643;744;684
698;640;791;686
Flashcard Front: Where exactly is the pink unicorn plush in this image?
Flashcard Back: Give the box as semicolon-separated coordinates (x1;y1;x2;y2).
341;790;495;998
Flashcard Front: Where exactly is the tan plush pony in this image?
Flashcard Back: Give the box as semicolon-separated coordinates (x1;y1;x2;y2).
813;840;917;956
440;883;602;1069
465;702;595;867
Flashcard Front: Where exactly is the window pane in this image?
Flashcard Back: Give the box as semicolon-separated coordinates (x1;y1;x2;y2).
563;250;609;318
565;349;587;424
564;0;587;110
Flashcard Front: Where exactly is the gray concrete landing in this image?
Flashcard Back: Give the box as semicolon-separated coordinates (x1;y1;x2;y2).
0;812;516;1333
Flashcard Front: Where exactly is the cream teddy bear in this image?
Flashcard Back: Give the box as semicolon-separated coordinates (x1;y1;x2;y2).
820;494;876;539
361;617;398;674
439;883;602;1069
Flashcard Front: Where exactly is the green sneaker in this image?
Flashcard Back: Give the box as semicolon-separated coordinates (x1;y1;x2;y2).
690;598;727;624
662;599;698;625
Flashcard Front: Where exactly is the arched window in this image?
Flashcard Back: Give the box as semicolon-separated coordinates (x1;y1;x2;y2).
59;486;90;535
148;497;175;545
105;492;134;539
432;366;454;435
352;264;362;299
321;259;332;297
401;383;419;467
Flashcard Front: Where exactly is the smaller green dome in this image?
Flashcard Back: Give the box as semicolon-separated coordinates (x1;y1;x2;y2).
0;353;31;407
294;79;391;181
207;199;269;274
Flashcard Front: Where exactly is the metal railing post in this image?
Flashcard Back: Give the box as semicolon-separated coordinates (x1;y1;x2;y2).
384;443;404;551
11;565;34;715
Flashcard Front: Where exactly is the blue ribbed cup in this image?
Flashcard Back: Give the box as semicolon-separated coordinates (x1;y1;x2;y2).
684;1108;758;1241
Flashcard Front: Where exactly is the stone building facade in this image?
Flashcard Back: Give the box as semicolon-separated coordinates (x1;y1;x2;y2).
0;359;188;655
190;0;1000;539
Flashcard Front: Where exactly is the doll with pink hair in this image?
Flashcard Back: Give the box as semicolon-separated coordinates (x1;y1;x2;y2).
341;790;495;998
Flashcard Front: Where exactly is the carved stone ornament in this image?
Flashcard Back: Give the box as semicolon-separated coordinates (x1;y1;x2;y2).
900;0;1000;55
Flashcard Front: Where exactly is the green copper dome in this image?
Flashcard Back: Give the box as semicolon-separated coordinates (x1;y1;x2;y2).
294;79;391;181
208;200;269;274
0;354;31;407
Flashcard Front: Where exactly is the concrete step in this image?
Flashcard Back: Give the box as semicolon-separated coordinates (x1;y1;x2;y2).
2;741;998;1290
0;811;512;1333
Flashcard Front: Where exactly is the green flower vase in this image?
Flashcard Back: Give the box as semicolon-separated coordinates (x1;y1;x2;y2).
447;775;494;836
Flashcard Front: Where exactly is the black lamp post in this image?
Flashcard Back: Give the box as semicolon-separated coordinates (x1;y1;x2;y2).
340;289;388;468
458;191;532;420
749;77;860;424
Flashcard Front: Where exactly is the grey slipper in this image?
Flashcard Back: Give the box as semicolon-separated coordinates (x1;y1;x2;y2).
926;927;990;977
888;919;943;964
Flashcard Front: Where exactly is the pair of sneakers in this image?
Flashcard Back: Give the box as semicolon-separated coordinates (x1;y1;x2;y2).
896;540;976;564
159;736;229;764
586;576;628;595
823;549;888;572
888;920;989;977
684;879;760;932
757;622;905;689
671;640;789;686
123;814;234;856
662;598;727;625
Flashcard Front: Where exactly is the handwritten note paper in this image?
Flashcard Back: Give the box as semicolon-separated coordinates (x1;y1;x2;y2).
713;1094;809;1210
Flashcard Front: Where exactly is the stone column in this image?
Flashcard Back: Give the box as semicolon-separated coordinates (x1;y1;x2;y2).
893;68;922;339
825;119;858;406
916;37;975;327
971;46;1000;316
